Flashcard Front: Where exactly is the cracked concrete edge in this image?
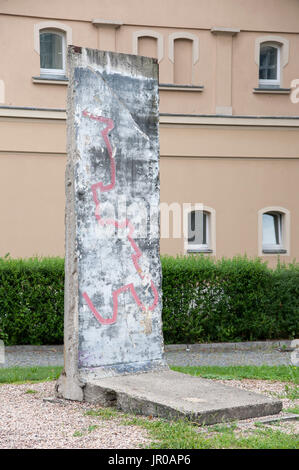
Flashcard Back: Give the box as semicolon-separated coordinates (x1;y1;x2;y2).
55;45;83;402
116;394;283;426
81;382;283;425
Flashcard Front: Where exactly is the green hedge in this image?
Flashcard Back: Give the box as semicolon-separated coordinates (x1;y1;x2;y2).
161;256;299;344
0;255;298;345
0;257;64;345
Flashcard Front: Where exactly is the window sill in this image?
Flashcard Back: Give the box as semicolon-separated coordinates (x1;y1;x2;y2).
32;76;68;85
187;248;213;253
262;249;288;254
253;87;291;94
159;84;204;92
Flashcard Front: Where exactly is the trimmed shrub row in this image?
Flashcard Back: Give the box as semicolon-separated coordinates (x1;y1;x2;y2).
162;255;299;344
0;257;64;345
0;255;298;345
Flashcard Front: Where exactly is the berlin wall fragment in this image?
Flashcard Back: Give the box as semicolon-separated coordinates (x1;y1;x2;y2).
56;47;283;424
57;46;167;401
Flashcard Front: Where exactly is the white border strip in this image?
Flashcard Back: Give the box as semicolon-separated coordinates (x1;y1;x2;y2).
1;108;299;127
0;108;66;120
160;114;299;127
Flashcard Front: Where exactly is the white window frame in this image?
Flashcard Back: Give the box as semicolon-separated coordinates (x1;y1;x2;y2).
259;43;280;87
186;210;211;252
132;30;164;63
258;206;290;256
39;29;66;77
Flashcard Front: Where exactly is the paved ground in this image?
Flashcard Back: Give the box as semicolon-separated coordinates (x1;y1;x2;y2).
0;343;294;368
165;350;293;367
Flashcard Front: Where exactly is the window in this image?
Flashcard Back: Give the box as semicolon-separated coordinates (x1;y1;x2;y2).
187;210;211;252
259;43;280;87
262;212;283;250
259;207;290;255
40;30;66;76
255;36;289;90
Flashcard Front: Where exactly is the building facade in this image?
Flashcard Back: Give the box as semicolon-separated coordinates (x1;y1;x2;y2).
0;0;299;265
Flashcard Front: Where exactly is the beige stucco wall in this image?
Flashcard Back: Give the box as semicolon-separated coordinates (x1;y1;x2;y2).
0;152;66;258
232;31;299;116
160;156;299;265
3;0;299;32
160;124;299;158
0;0;299;262
0;15;97;109
0;116;298;265
1;1;299;114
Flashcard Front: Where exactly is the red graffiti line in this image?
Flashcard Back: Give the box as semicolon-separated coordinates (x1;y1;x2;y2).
82;110;159;325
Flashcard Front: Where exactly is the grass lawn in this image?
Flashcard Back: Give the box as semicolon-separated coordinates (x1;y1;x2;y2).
121;415;299;449
0;364;298;449
171;364;299;384
1;364;297;384
0;365;62;384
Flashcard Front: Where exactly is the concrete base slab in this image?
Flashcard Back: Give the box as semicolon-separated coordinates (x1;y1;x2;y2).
81;370;282;425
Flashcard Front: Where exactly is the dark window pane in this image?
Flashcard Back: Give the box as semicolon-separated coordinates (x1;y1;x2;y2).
40;32;63;70
263;212;281;245
259;45;278;80
188;211;207;245
259;68;267;80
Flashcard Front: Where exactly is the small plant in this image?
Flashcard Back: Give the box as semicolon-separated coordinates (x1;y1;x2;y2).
285;406;299;414
270;420;282;427
254;421;265;428
84;407;119;419
25;389;38;394
73;430;83;437
88;425;98;433
208;423;237;433
284;385;299;400
288;366;299;384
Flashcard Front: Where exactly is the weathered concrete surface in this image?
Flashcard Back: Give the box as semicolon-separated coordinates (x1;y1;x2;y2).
80;370;283;425
56;46;282;425
57;47;167;401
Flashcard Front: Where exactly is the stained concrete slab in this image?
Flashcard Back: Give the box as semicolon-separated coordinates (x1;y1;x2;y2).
81;369;282;425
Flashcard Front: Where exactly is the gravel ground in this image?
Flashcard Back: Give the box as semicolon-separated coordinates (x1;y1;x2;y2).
0;379;297;449
0;381;149;449
1;345;293;368
0;342;297;448
209;378;299;437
